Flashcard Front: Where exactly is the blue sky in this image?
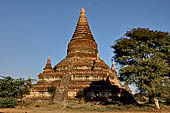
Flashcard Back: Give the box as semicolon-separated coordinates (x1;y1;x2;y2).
0;0;170;92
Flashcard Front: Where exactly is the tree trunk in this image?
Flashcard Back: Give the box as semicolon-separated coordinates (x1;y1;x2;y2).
154;97;160;109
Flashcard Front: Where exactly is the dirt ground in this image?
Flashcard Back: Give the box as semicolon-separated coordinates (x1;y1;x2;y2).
1;109;170;113
0;109;170;113
0;100;170;113
0;107;170;113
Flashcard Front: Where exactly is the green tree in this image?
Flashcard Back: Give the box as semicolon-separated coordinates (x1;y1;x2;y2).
0;76;26;98
0;76;30;107
112;28;170;109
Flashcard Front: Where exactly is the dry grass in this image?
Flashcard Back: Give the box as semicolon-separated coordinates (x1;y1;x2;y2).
0;100;170;113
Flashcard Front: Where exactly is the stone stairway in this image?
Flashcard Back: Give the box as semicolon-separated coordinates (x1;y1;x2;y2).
54;65;72;102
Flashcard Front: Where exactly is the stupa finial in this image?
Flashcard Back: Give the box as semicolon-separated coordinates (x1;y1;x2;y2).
81;8;86;14
111;60;115;70
48;56;50;60
47;56;51;64
44;56;53;72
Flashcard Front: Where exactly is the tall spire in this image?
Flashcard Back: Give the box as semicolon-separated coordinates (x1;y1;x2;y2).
71;8;94;41
44;56;53;73
67;8;98;58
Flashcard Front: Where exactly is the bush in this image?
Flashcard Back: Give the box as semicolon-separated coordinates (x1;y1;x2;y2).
0;98;16;108
76;90;84;99
75;90;85;103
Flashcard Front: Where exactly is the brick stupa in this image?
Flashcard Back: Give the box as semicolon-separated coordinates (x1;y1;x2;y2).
27;8;127;101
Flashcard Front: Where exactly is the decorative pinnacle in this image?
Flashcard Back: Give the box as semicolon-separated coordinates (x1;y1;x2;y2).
78;8;87;23
97;53;99;59
28;75;31;80
111;61;115;70
44;56;53;72
47;56;51;64
81;8;85;14
27;75;31;83
48;56;50;60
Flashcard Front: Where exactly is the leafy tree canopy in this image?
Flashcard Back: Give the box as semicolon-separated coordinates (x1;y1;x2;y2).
112;28;170;101
0;76;30;98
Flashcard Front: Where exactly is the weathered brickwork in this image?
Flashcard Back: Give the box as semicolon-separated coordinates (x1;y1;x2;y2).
26;8;129;101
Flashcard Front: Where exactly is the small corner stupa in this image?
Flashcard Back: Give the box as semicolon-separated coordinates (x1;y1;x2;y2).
27;8;130;102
